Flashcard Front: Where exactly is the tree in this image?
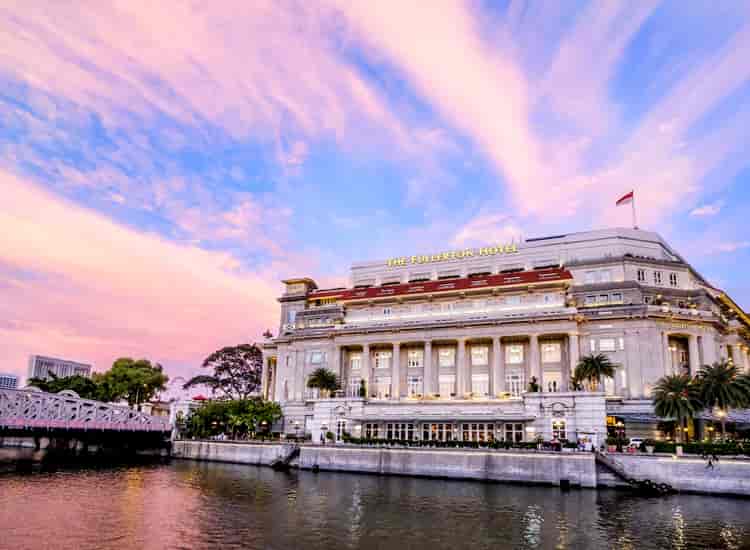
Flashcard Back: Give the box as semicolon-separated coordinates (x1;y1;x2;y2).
306;368;339;397
695;360;750;441
652;373;702;443
27;373;100;400
574;354;617;391
94;358;169;408
527;376;540;393
183;398;282;439
184;344;262;400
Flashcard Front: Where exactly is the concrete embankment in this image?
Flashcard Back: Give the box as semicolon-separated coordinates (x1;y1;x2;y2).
172;440;288;466
613;454;750;497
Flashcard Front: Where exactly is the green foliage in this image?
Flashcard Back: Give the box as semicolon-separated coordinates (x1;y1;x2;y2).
27;358;167;405
306;368;340;395
182;398;282;439
183;344;262;400
527;376;540;393
27;374;100;400
696;360;750;412
574;354;617;390
652;373;701;442
93;358;169;406
358;379;366;398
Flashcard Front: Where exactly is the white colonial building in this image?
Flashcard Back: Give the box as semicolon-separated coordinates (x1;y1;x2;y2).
262;228;750;445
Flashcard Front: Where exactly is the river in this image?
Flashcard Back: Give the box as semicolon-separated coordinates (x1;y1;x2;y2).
1;461;749;549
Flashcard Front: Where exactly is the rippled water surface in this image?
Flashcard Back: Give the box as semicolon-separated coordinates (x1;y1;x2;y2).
2;461;750;549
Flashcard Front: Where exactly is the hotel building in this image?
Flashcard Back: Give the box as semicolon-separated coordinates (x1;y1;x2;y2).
262;228;750;445
27;355;92;381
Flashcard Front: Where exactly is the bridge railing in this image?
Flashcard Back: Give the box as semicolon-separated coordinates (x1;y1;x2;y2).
0;388;171;432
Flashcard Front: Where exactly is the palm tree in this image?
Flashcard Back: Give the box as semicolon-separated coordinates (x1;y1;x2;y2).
652;374;702;443
573;354;617;391
306;368;340;397
695;360;750;441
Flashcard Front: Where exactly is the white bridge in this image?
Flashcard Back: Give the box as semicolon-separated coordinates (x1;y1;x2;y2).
0;388;171;432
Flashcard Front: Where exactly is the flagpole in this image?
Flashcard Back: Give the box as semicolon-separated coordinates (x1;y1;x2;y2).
631;191;638;230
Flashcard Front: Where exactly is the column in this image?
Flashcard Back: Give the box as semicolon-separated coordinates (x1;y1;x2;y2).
391;342;401;400
730;344;742;370
424;341;433;395
492;337;503;396
529;334;540;390
663;333;673;375
457;339;467;397
269;360;277;401
743;347;750;373
332;345;342;378
362;344;371;398
688;335;700;375
568;333;580;391
261;357;270;400
702;335;718;366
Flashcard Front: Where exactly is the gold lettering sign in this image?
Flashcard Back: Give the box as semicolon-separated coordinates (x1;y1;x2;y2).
387;243;518;267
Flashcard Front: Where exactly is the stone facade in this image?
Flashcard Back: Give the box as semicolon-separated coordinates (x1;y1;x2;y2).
262;228;750;443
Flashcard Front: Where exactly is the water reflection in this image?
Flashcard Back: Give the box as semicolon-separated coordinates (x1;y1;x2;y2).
1;462;749;549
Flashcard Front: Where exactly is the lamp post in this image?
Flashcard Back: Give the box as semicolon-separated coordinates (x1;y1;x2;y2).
716;409;727;442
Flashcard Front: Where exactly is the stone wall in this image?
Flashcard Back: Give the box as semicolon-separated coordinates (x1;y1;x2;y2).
614;454;750;497
298;446;598;488
172;441;287;466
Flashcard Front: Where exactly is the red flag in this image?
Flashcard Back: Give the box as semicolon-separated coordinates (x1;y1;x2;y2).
616;191;634;206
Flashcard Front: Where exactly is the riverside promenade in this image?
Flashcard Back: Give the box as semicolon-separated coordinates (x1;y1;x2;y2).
171;440;750;497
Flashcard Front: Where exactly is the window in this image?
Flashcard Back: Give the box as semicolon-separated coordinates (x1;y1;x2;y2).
604;375;615;395
585;295;597;306
348;377;361;397
286;310;297;324
669;273;679;287
422;423;454;441
382;307;392;316
336;419;347;440
541;342;561;363
637;269;646;283
585;269;611;284
585;271;597;284
438;374;455;397
598;294;609;304
407;376;423;397
505;344;524;364
471;373;489;396
374;351;392;369
407;349;423;368
471;346;489;366
373;376;391;399
364;423;380;439
386;423;415;440
611;293;623;303
654;271;663;285
599;338;616;352
506;370;525;397
545;372;562;393
504;423;524;443
349;353;362;371
310;351;323;364
461;423;494;442
438;348;455;367
506;295;521;306
551;419;566;441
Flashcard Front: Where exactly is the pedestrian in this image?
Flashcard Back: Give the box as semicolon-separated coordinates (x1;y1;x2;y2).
706;455;714;470
320;432;325;446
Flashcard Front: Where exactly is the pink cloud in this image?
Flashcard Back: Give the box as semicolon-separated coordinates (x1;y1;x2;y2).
0;171;285;382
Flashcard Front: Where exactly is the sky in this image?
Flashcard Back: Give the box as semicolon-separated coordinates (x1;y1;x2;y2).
1;1;749;383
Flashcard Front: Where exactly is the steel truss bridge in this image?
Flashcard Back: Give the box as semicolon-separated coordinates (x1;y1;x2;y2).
0;387;171;433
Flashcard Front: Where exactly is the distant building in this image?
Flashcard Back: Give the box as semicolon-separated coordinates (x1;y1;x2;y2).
0;372;18;389
27;355;92;381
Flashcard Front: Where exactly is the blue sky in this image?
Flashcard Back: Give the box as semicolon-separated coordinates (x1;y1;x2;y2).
0;1;749;379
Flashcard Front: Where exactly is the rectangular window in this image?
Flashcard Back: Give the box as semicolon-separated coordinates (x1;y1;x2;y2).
422;423;454;442
364;423;380;439
598;294;609;304
471;373;489;396
348;377;361;397
374;351;392;369
407;349;423;368
585;271;598;284
637;269;646;283
611;292;623;303
541;342;561;363
310;351;323;364
505;344;524;364
654;271;663;285
504;423;524;443
545;372;562;393
461;423;494;442
599;338;616;352
669;273;679;287
505;370;525;397
585;295;596;306
600;270;612;283
373;376;391;399
438;374;456;397
349;353;362;370
386;423;415;441
382;307;392;316
470;346;489;366
505;295;521;306
407;376;423;397
551;419;566;441
438;348;455;367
